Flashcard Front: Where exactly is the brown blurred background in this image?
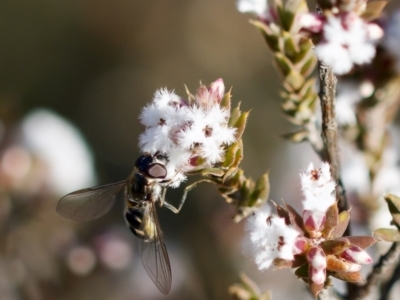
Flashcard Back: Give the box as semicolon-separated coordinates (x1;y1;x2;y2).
0;1;399;300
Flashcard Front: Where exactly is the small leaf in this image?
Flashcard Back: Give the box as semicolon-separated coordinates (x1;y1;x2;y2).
361;1;388;21
321;202;339;238
222;167;238;183
286;204;305;234
273;202;290;225
330;271;362;283
249;174;270;207
295;264;309;280
344;236;376;249
281;130;309;143
385;193;400;227
220;90;231;110
200;168;225;177
250;20;280;53
233;111;250;140
321;239;350;255
223;143;240;168
274;52;293;76
332;210;350;239
229;104;242;127
299;54;317;77
285;69;305;91
326;255;350;272
273;258;293;269
373;228;400;242
292;254;308;268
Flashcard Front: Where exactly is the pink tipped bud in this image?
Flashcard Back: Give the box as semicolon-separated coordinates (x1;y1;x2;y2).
310;267;326;285
307;247;327;285
341;246;373;265
303;210;326;232
307;247;327;270
208;78;225;103
297;13;324;33
367;23;384;40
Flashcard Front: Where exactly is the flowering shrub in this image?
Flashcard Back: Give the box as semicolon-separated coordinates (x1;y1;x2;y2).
244;163;375;296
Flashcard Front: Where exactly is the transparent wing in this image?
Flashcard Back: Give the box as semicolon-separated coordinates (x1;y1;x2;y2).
56;180;127;221
138;203;172;295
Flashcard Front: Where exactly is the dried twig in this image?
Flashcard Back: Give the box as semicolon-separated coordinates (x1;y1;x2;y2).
379;258;400;300
317;62;348;214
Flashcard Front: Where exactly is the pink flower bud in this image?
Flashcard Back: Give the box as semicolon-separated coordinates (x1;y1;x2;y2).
307;247;327;271
303;210;326;232
367;23;384;40
208;78;225;103
307;247;327;285
298;13;324;33
310;267;326;285
341;246;373;265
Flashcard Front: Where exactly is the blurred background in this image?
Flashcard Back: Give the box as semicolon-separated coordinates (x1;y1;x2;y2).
1;1;399;299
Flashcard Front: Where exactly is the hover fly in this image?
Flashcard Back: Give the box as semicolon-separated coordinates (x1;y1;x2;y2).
57;152;184;295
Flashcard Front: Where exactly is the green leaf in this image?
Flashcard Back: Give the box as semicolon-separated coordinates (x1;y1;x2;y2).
281;130;308;143
200;168;225;177
384;193;400;227
220;90;231;111
233;111;250;140
294;264;309;280
229;103;242;126
249;173;270;205
373;228;400;242
223;143;240;168
285;69;305;91
299;54;317;77
250;20;280;53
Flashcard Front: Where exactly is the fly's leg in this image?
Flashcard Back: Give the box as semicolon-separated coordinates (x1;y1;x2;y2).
163;179;214;214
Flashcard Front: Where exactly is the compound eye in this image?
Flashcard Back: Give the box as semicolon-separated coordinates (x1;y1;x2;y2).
146;163;167;179
135;154;153;169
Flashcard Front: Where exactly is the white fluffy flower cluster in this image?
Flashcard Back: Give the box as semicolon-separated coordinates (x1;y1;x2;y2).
243;162;336;270
314;13;383;75
139;79;236;187
300;162;336;213
243;204;299;270
301;162;336;232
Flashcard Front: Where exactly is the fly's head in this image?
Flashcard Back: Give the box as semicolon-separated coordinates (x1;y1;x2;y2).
135;152;168;180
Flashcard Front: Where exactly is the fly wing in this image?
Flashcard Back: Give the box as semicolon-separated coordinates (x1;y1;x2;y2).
138;203;172;295
56;180;127;221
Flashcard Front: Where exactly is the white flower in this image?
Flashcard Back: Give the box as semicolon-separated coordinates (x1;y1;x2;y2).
138;79;236;187
21;109;96;195
243;204;299;270
236;0;268;18
315;13;383;75
300;162;336;213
